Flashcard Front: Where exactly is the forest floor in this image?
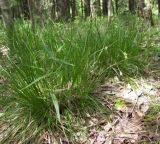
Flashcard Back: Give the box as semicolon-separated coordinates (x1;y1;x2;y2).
0;56;160;144
0;49;160;144
74;74;160;143
0;51;160;144
71;31;160;144
0;21;160;144
34;57;160;144
37;28;160;144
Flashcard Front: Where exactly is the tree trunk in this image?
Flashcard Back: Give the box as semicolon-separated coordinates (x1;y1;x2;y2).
27;0;35;29
144;0;154;26
108;0;112;22
25;0;43;26
137;0;154;26
129;0;136;14
81;0;84;17
71;0;77;20
158;0;160;16
84;0;91;17
0;0;13;27
97;0;101;16
93;0;100;16
115;0;118;14
102;0;108;16
67;0;70;19
21;0;30;19
51;0;56;19
56;0;70;21
0;8;1;19
137;0;145;17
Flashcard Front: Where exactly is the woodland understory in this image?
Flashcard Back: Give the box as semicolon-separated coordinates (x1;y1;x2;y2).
0;0;160;144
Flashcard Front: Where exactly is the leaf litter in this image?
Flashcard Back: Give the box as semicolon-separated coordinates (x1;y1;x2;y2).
73;75;160;144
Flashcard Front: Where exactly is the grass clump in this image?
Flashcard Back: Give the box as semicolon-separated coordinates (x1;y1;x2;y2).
0;18;147;143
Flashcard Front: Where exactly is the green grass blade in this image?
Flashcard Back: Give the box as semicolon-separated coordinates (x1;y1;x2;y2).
51;94;61;122
21;72;52;91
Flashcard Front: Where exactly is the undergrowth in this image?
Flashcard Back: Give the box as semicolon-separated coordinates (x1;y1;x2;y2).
0;17;149;143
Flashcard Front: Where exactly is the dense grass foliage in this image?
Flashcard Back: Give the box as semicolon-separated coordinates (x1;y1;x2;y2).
1;18;148;143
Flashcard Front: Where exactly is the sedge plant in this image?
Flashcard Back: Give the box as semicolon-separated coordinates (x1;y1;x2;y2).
0;17;147;143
